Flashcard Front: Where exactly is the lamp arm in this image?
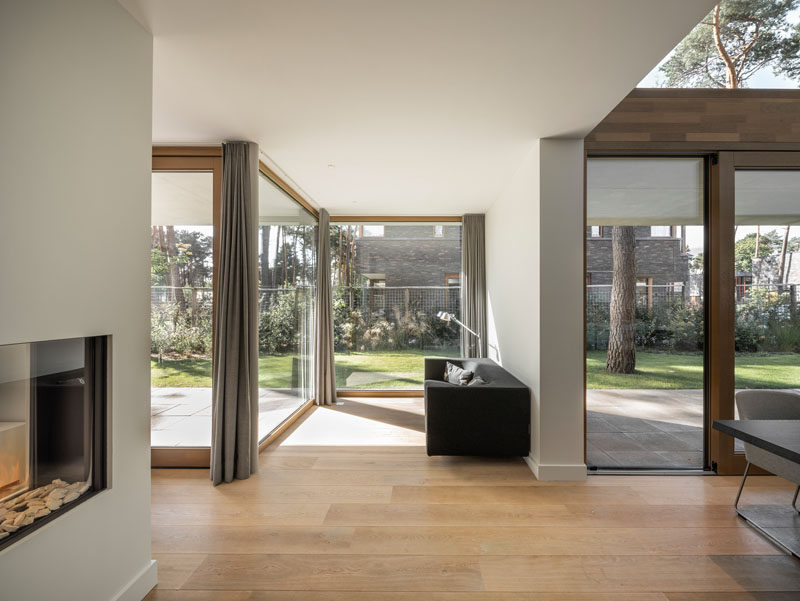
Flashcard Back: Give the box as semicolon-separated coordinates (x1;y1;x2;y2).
451;317;480;339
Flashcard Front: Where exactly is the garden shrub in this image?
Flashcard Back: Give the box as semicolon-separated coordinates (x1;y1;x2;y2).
259;290;298;354
151;299;212;359
668;302;704;351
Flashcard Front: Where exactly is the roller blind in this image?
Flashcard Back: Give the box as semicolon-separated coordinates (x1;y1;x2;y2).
151;171;213;225
735;170;800;225
587;158;703;226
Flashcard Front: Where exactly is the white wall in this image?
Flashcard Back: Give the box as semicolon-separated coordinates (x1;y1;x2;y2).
486;139;586;481
0;1;155;599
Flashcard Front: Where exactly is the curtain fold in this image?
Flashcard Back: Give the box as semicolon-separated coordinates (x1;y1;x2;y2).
314;208;337;405
211;141;259;485
461;213;487;358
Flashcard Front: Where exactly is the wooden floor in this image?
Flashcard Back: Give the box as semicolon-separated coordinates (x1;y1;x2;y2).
147;397;800;600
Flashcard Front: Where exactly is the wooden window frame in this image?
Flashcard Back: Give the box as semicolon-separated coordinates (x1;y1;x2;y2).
711;151;800;474
150;148;320;467
585;151;800;475
151;148;222;467
585;153;711;471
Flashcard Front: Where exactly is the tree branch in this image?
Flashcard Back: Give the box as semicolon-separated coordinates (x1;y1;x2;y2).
703;55;726;88
713;3;739;88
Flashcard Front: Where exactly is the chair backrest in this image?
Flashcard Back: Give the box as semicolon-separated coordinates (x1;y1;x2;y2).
735;389;800;420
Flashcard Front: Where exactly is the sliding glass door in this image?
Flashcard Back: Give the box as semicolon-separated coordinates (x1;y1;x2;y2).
585;158;706;470
732;169;800;449
257;173;317;439
330;221;462;390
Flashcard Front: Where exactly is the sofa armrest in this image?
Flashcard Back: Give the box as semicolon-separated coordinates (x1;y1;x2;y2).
424;358;452;381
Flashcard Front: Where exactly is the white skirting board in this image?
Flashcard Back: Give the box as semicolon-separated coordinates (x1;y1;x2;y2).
111;559;157;601
525;455;587;481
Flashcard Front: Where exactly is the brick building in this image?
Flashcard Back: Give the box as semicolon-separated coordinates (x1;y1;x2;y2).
586;225;690;303
346;224;462;317
353;224;462;288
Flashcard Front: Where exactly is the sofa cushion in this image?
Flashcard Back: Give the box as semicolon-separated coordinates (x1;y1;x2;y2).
467;376;488;386
445;361;474;385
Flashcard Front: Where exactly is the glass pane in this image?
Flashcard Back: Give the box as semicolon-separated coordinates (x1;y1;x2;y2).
258;175;317;440
0;337;106;549
150;172;214;447
331;223;462;389
733;170;800;447
586;158;705;470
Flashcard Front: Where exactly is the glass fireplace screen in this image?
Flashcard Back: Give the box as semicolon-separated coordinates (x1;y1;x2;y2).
0;336;107;549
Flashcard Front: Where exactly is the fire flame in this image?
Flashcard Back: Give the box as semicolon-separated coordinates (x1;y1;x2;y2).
0;455;23;490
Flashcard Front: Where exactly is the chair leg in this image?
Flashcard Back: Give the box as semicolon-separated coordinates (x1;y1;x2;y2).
793;485;799;513
735;462;751;509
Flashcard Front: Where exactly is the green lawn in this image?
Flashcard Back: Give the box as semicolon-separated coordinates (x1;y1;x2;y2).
586;350;800;389
151;348;460;389
152;350;800;391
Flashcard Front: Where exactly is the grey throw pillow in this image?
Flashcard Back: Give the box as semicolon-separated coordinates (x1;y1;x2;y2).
467;376;488;386
445;361;473;385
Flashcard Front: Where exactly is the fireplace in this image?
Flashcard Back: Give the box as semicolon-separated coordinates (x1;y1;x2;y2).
0;336;107;550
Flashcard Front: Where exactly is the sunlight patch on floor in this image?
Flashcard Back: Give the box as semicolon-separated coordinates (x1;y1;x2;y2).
279;403;425;447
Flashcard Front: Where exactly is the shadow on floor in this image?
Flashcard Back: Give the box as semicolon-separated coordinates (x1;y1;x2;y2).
332;398;426;433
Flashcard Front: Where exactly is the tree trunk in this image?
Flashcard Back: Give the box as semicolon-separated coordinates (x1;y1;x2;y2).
713;3;738;89
291;228;297;286
754;225;760;258
778;225;791;284
260;225;272;287
606;226;637;374
165;225;186;309
282;231;288;286
273;226;281;288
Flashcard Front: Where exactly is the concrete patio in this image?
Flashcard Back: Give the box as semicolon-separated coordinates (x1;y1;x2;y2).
151;387;308;447
587;389;704;469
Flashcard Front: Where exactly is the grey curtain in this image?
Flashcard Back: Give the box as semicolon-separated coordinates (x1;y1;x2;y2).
461;214;487;358
314;208;337;405
211;141;259;485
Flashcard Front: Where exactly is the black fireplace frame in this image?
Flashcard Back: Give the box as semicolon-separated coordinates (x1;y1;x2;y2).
0;335;109;552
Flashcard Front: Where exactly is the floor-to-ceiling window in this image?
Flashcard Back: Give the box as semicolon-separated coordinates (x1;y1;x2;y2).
150;170;216;448
732;169;800;447
330;221;462;390
257;172;317;439
149;152;317;459
586;158;706;469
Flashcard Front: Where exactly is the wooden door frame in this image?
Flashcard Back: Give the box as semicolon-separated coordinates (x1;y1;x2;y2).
151;148;222;467
584;152;713;471
710;151;800;474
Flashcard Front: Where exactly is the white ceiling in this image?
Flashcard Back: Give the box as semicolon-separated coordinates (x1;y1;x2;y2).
122;0;715;215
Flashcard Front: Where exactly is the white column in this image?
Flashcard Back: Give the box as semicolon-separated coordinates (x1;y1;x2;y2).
486;138;585;481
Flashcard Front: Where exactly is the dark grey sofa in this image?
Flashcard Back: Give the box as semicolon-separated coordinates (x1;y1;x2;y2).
424;357;530;457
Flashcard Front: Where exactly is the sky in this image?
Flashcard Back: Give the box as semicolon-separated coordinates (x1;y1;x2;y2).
637;7;800;89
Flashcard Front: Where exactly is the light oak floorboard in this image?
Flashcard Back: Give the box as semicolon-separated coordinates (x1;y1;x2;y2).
479;555;800;593
151;524;780;556
152;484;392;504
148;397;799;599
390;484;647;505
183;554;483;592
147;592;669;601
151;503;331;526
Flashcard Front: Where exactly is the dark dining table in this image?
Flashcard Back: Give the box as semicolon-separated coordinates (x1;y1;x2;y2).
713;419;800;558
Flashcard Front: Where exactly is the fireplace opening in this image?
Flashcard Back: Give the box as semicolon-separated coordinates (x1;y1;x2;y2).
0;336;107;550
